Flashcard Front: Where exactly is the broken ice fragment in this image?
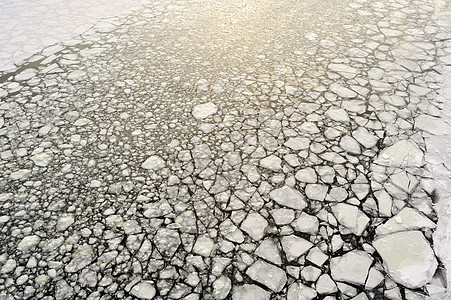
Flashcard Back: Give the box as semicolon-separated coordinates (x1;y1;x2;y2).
246;260;287;292
340;135;361;155
56;215;75;231
326;187;348;202
316;274;338;294
352;127;378;148
295;167;317;183
269;186;307;210
284;137;311;150
331;203;370;236
285;85;298;94
328;64;358;79
374;190;393;217
193;235;215;257
306;247;328;267
0;259;16;274
17;235;41;252
240;212;268;241
270;208;295;225
291;212;319;234
220;219;244;243
141;155;165;171
192;102;217;120
232;284;270;300
373;231;438;289
287;282;317;300
389;171;418;194
31;150;53;167
255;239;282;265
281;235;313;261
301;266;321;282
154;228;181;257
213;275;232;299
330;83;357;98
9;169;31;180
105;215;123;227
195;79;209;91
15;69;37;81
330;250;373;285
375;207;436;235
365;268;384;290
374;140;424;168
409;84;431;96
351;183;369;200
260;155;282;171
305;184;328;201
326;107;350;122
64;245;94;273
73;118;91;126
299;122;320;134
130;281;156;299
67;70;86;80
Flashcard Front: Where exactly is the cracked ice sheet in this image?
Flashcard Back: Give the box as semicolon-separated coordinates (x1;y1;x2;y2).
0;0;450;299
0;0;154;71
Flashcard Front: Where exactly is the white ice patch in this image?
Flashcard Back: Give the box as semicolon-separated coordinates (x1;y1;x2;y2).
429;17;451;297
415;114;451;135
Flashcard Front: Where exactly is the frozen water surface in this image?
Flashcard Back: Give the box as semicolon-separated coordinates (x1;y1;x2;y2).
0;0;451;299
0;0;154;72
